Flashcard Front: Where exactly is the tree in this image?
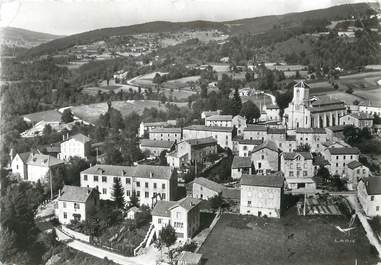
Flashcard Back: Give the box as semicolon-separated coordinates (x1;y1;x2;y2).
159;223;177;248
112;178;125;209
42;124;52;135
61;109;74;123
231;87;242;116
240;101;260;123
296;143;311;152
129;190;139;207
210;194;223;211
159;150;168;166
200;82;208;98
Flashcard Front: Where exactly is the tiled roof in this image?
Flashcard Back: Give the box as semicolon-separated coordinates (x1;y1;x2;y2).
151;201;176;217
244;124;267;131
252;140;278;153
17;152;31;163
328;147;360;155
267;128;286;134
143;121;168;127
127;206;141;213
350;112;374;120
241;174;284;188
140;139;175;149
231;156;252;169
58;185;95;203
313;156;331;166
286;135;296;141
193;177;223;193
171;197;201;211
238;139;263;145
81;164;173;180
282;152;313;160
294;80;310;89
23;109;62;123
296;128;326;134
149;127;182;134
67;133;91;143
363;177;381;195
326;125;346;132
25;153;64;167
347;160;363;169
184;125;233;132
185;137;217;146
205;115;233;121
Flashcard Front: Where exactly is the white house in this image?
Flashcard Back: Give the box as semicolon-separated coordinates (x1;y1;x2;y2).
80;164;177;207
339;112;374;129
12;152;65;183
183;125;234;149
358;177;381;217
152;197;201;241
237;139;263;157
149;127;182;142
192;177;223;200
323;147;360;175
240;174;284;218
205;115;233;127
58;133;91;161
140;139;175;157
139;120;177;137
56;185;99;225
250;140;279;175
345;161;370;191
295;128;327;153
243;125;267;141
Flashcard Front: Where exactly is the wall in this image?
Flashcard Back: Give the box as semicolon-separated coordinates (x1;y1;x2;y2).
61;225;91;242
58;200;87;225
27;165;49;182
251;148;279;173
192;183;219;200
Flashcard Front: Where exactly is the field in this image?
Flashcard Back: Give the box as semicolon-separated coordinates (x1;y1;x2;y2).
198;210;379;265
309;71;381;105
70;100;188;124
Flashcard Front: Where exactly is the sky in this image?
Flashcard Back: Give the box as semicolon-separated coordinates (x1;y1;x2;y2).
0;0;378;36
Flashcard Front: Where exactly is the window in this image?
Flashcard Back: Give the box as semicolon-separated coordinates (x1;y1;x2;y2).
113;177;118;183
63;212;67;219
357;169;360;174
162;193;166;199
74;203;80;209
248;201;251;206
303;171;307;176
377;206;380;211
162;183;166;189
102;176;107;182
84;175;88;181
261;155;265;160
126;178;131;184
258;162;262;169
289;171;294;177
145;182;149;188
336;163;338;167
102;188;107;194
126;190;130;196
363;169;366;174
336;156;339;160
136;181;140;187
63;202;67;208
136;191;140;197
153;183;157;189
158;218;162;224
145;192;149;198
176;212;182;219
371;196;374;201
343;156;346;159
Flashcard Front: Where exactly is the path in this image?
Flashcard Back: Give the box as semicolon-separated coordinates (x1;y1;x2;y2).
264;92;276;105
55;228;160;265
346;195;381;259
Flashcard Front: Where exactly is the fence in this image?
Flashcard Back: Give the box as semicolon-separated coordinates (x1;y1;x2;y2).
61;225;91;243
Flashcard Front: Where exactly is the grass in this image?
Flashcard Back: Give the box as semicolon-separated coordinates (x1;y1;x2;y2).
198;209;379;265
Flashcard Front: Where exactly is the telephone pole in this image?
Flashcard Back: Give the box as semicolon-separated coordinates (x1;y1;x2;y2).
49;156;53;200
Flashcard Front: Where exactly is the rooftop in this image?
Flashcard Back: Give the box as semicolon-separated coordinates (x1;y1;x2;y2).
282;152;313;160
267;128;286;134
20;152;64;167
241;173;284;188
66;133;91;144
149;127;182;134
152;197;201;217
193;177;223;193
296;128;326;134
232;156;252;169
328;147;360;155
244;124;267;132
266;104;280;110
252;140;278;153
184;125;233;133
23;109;62;123
140;139;175;149
362;177;381;195
238;139;263;145
206;115;233;121
347;160;364;169
58;185;95;203
185;137;217;146
349;112;374;120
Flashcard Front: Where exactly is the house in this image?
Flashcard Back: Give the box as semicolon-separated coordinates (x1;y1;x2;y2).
56;185;99;225
23;109;62;125
324;147;360;175
358;177;381;217
139;120;177;137
243;125;267;141
140;139;175;157
11;152;65;183
240;174;284;218
58;133;91;161
80;164;177;207
166;137;217;168
312;155;331;175
20;120;74;138
262;104;280;121
277;135;297;152
176;251;202;265
232;115;247;136
339;113;374;129
231;156;253;180
126;206;142;220
345;161;370;190
149;127;182;142
267;128;286;142
280;152;315;190
201;110;221;119
152;197;201;241
357;103;381;117
183;125;234;149
237;139;263;157
205;115;233;127
192;177;223;200
250;140;279;175
294;128;327;152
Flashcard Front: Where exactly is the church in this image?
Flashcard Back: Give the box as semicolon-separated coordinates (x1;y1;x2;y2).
283;81;346;129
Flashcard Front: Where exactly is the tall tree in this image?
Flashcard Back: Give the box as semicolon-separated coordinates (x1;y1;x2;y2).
129;190;139;207
159;223;177;248
240;101;260;123
112;177;125;209
61;109;74;123
295;143;311;152
231;87;242;116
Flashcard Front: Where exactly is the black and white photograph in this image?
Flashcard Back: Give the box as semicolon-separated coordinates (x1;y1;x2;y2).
1;0;381;264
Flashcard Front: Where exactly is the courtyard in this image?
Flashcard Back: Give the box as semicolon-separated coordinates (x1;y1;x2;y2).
198;209;379;265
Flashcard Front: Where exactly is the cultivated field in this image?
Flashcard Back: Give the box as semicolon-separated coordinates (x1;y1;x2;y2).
198;210;379;265
309;71;381;105
70;100;188;124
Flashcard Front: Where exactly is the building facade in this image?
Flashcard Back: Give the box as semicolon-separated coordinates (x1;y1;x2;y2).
323;147;360;175
59;133;91;160
339;113;374;129
140;139;175;157
149;127;182;142
358;177;381;217
192;177;223;200
280;152;315;190
231;156;253;180
183;125;234;149
250;141;279;174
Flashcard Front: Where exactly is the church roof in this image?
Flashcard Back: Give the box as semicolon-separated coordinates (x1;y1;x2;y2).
294;80;310;89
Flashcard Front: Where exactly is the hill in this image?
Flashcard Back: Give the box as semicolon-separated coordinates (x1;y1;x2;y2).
22;2;377;58
0;27;63;48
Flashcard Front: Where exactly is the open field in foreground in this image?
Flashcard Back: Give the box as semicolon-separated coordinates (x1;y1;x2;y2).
198;210;379;265
71;100;188;124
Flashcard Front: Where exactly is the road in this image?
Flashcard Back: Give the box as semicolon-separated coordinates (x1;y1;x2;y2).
264;92;276;105
346;195;381;259
55;228;160;265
